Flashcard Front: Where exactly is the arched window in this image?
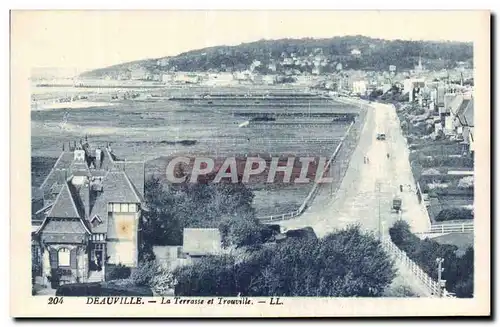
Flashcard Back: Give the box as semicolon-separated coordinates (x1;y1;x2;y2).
58;248;70;267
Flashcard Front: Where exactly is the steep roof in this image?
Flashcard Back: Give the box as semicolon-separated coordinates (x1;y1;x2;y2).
183;228;222;256
47;183;82;218
89;170;143;233
42;218;89;234
463;99;474;126
447;94;463;115
36;141;146;235
102;170;142;203
39;151;74;196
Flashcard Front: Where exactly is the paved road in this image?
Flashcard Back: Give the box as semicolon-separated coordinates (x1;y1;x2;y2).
279;101;430;236
278;100;434;296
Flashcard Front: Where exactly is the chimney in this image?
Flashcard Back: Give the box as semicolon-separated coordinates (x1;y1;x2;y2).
83;177;91;219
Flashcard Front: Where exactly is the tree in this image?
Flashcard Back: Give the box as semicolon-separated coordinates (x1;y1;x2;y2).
81;36;472;78
173;255;237;296
142;176;259;247
389;221;474;297
174;225;396;297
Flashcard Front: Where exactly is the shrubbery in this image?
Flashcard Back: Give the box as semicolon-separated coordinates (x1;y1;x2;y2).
143;177;257;247
131;260;173;295
131;261;159;286
105;263;131;281
435;208;473;222
389;221;473;297
173;225;396;297
416;155;474;169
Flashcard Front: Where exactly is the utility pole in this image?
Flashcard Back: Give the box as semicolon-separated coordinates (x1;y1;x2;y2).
436;257;445;297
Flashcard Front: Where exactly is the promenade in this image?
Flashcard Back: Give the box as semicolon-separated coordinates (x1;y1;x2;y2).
279;100;430;235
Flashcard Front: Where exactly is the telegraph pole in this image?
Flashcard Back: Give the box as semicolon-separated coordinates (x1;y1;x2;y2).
436;257;445;297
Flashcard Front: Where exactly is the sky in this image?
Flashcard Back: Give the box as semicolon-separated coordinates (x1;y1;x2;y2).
12;10;485;71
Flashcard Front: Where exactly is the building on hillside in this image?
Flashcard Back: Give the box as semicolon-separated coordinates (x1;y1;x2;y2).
352;80;368;95
455;97;474;154
414;56;426;74
262;75;276;85
32;138;145;288
351;49;361;57
173;72;200;84
161;73;173;84
157;58;169;67
284;58;295;66
130;68;149;80
251;74;263;84
403;78;425;102
204;72;235;86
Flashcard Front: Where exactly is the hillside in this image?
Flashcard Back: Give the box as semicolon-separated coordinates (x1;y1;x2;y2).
80;36;473;78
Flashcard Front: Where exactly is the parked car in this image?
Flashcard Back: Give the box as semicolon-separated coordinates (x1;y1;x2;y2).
376;133;386;140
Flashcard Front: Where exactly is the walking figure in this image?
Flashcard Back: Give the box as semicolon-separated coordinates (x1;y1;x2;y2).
363;156;366;164
387;153;390;159
400;184;403;192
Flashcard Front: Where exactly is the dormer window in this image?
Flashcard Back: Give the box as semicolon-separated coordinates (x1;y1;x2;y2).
91;215;102;227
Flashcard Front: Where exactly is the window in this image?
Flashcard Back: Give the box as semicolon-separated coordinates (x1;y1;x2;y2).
121;203;129;212
58;248;70;267
113;203;121;212
128;204;136;212
91;215;102;228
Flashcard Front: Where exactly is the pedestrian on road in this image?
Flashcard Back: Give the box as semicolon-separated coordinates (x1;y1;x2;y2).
387;153;390;159
400;184;403;192
364;156;366;164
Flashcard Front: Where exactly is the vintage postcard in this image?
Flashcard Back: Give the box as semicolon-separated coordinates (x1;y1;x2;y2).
10;10;490;317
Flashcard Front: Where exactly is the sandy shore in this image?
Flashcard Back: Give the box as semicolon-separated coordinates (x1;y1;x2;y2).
32;101;116;110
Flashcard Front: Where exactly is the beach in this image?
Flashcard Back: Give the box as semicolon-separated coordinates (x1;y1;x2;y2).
31;84;360;216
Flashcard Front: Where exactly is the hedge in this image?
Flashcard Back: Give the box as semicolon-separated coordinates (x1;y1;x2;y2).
435;208;473;222
389;221;473;298
55;282;153;296
105;263;131;281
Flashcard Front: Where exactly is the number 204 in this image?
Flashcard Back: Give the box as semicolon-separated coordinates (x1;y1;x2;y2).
48;297;63;304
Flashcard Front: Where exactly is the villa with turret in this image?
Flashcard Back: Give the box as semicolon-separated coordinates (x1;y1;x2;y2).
31;138;146;288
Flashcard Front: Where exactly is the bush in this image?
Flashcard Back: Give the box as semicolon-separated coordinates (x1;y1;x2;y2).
150;267;174;295
389;221;473;297
105;263;131;281
174;225;396;297
48;268;63;289
131;261;159;286
435;208;473;222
